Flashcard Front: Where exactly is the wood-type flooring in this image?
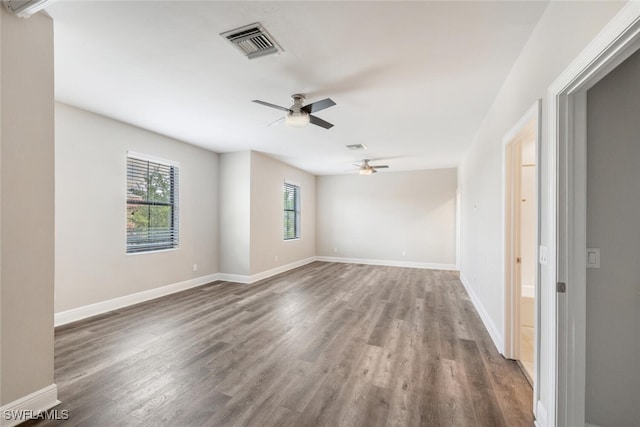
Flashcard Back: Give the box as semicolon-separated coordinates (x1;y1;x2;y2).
25;262;534;426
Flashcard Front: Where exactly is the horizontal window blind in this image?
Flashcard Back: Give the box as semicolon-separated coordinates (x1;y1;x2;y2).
283;182;300;240
127;156;179;253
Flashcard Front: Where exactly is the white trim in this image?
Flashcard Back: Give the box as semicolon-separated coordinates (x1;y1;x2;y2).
459;273;504;353
0;384;60;427
125;246;179;256
218;256;318;284
546;73;560;427
126;150;179;167
250;256;317;282
455;186;461;270
55;273;220;326
585;423;602;427
316;256;457;271
548;4;640;426
535;400;548;427
216;273;252;284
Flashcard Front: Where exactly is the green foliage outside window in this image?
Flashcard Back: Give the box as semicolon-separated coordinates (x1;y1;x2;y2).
127;156;178;253
283;183;299;240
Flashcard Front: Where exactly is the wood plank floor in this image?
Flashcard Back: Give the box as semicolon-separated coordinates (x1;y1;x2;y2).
25;262;534;426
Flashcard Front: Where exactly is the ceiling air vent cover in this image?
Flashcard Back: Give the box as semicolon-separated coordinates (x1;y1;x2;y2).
346;144;367;151
220;23;283;59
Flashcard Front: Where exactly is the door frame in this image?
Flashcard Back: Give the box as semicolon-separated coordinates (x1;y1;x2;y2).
547;4;640;426
502;100;541;402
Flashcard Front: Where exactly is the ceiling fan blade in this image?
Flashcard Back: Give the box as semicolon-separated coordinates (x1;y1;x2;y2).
309;115;334;129
267;116;286;127
372;165;389;169
252;100;291;113
301;98;336;114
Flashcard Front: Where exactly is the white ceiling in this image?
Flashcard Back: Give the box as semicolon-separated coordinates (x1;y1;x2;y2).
47;1;549;175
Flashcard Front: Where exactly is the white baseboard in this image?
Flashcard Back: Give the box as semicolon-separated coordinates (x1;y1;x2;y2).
316;256;457;271
0;384;60;427
534;400;548;427
585;423;602;427
250;257;318;282
459;272;504;353
216;272;252;284
55;273;220;326
218;257;318;284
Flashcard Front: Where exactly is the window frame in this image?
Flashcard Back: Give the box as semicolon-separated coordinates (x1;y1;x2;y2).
126;152;180;254
283;182;300;241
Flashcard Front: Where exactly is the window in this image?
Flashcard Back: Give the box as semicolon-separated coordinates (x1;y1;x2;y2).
283;182;300;240
126;154;179;253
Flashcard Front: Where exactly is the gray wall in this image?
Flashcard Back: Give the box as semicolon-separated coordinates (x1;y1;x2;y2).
219;151;251;276
585;47;640;427
219;151;316;277
0;10;55;405
250;152;315;275
316;169;457;267
55;103;219;312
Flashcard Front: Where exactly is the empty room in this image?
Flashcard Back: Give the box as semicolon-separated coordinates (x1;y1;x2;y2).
1;1;638;427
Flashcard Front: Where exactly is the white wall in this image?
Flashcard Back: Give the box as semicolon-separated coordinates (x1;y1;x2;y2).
219;151;251;276
316;168;456;268
457;0;625;418
584;47;640;427
0;9;55;406
250;152;315;275
55;103;219;312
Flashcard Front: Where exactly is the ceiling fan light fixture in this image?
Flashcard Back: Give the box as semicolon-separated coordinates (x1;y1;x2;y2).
359;168;374;175
285;111;310;128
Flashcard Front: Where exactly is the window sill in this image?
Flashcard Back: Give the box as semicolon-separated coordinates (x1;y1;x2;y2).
126;247;180;256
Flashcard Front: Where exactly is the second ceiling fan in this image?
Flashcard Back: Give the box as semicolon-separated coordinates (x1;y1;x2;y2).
252;94;336;129
355;159;389;175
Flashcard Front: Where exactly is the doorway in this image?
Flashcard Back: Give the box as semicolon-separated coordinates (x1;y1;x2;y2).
583;49;640;427
503;101;540;389
549;5;640;426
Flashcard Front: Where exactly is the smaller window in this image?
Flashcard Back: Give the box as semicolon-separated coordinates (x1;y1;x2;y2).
283;182;300;240
127;154;179;253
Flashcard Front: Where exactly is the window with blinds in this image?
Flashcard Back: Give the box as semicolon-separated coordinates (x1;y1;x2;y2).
283;182;300;240
126;155;179;253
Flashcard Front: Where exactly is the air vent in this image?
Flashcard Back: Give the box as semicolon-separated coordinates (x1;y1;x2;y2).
346;144;367;151
220;23;283;60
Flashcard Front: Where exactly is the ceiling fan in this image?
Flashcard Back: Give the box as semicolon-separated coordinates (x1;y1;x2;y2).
252;94;335;129
354;159;389;175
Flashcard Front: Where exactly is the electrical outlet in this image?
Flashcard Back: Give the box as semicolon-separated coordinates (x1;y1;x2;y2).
192;264;198;272
334;247;338;253
402;251;406;257
275;255;278;262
